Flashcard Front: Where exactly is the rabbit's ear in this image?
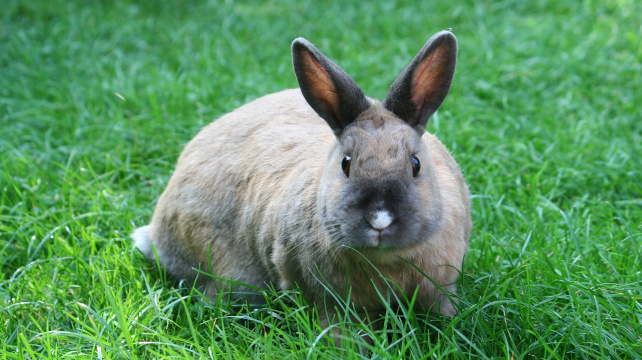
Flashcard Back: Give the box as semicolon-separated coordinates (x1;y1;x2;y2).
383;31;457;133
292;38;370;137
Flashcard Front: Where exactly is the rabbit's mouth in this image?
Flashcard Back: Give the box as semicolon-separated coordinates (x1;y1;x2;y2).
365;226;401;249
333;214;435;253
363;209;398;247
360;211;409;250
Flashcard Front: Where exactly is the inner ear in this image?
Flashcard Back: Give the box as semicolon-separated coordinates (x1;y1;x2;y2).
297;50;341;124
409;44;454;121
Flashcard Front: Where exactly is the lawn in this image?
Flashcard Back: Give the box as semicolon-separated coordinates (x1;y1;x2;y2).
1;0;641;358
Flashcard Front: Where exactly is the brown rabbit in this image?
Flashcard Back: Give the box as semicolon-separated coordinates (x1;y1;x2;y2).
133;31;471;323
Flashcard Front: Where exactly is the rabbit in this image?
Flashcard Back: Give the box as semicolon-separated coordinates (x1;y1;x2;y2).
133;30;471;323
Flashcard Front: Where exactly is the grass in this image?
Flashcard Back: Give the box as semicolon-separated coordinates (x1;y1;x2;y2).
1;0;641;358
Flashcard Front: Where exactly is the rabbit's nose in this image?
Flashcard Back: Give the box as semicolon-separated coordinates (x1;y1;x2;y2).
367;210;395;231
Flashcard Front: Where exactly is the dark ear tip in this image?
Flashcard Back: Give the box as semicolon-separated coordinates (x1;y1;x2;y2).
431;30;457;47
292;37;311;51
435;30;456;38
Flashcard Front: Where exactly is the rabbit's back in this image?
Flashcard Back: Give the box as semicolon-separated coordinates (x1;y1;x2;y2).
140;89;332;298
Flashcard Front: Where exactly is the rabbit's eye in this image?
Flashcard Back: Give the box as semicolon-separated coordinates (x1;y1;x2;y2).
342;155;352;177
411;156;421;177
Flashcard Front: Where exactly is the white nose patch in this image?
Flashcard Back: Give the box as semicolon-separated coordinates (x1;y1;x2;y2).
369;210;394;230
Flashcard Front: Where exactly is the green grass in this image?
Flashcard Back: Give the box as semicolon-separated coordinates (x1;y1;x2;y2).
1;0;641;358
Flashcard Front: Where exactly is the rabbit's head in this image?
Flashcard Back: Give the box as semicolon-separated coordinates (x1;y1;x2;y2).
292;32;457;261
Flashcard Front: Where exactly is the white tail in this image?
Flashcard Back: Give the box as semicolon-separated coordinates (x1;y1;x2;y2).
132;225;152;257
